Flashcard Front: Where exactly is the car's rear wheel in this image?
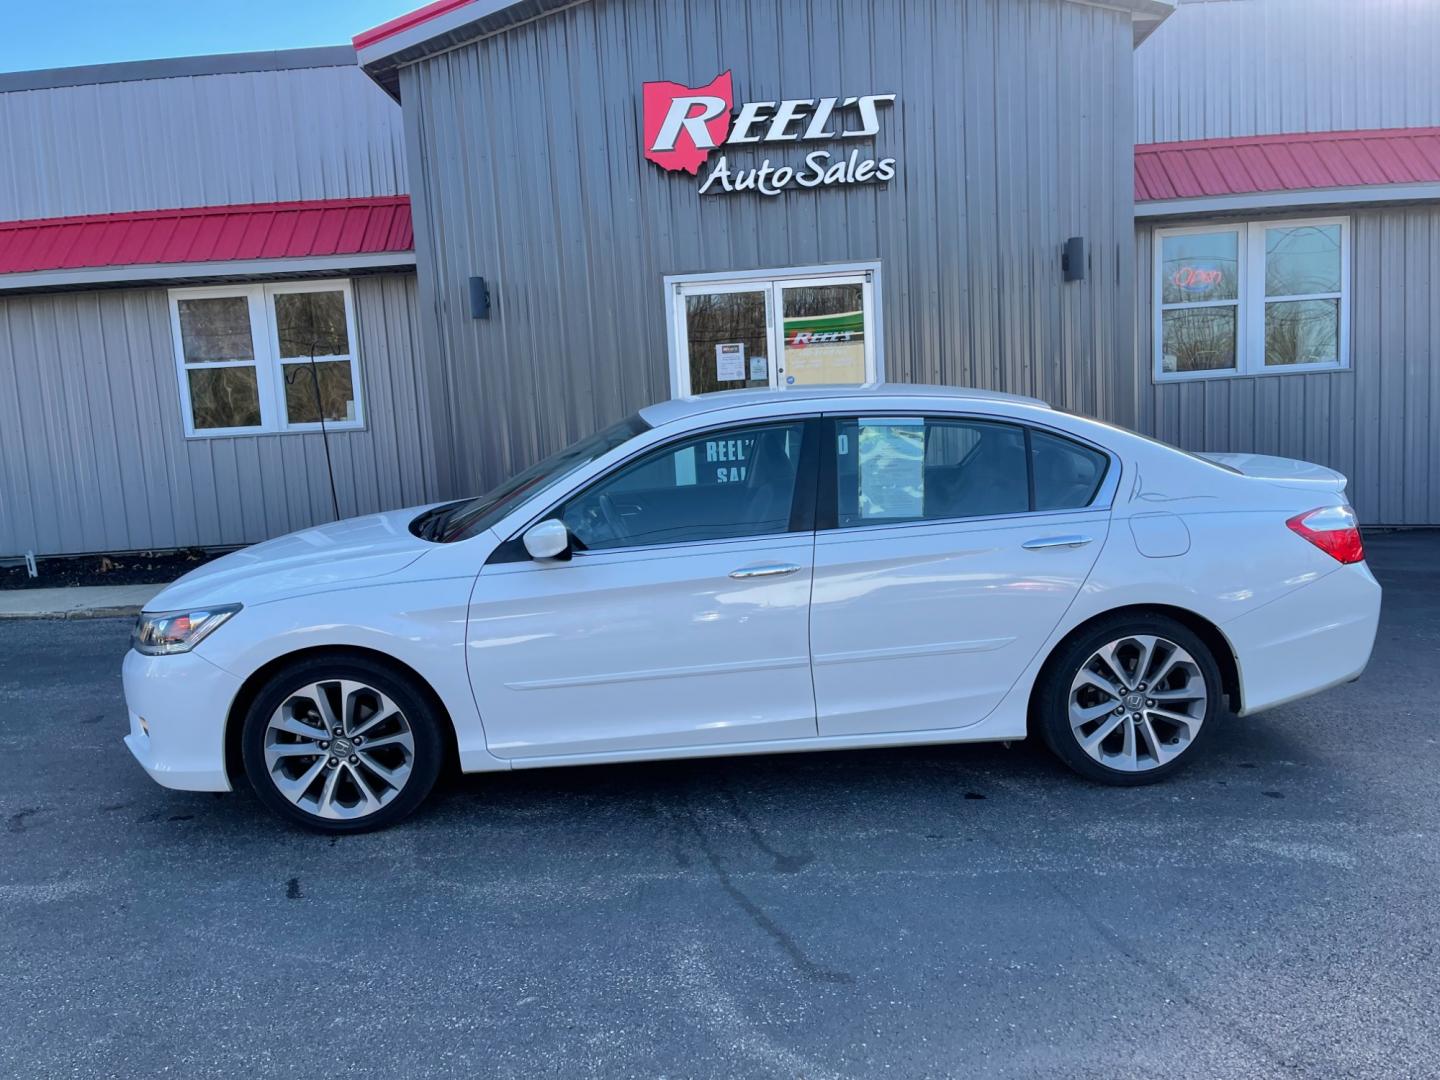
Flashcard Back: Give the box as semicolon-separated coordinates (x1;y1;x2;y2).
1035;613;1221;785
240;656;444;832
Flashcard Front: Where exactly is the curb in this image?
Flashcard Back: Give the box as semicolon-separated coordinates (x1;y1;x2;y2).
0;606;143;621
0;582;163;621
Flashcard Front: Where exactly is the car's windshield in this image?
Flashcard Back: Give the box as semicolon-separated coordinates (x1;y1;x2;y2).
415;413;650;543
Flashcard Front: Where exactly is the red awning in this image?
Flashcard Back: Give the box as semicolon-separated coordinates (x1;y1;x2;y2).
1136;128;1440;203
0;196;414;275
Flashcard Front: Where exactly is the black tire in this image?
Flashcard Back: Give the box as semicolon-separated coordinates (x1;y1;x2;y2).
240;654;445;833
1034;612;1221;786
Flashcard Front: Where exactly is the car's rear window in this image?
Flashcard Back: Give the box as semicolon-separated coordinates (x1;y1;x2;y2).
1052;408;1241;475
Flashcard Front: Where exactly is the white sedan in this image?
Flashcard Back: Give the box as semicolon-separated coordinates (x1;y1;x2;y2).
123;385;1381;832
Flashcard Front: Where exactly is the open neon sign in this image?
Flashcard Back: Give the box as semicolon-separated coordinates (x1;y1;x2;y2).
1171;265;1225;291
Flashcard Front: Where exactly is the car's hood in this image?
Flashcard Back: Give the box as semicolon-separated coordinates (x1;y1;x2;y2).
144;505;440;612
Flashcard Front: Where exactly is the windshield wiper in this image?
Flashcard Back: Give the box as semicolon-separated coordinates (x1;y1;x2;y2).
413;503;459;542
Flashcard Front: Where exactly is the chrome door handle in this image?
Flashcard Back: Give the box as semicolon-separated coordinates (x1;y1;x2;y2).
1022;535;1094;550
729;563;802;579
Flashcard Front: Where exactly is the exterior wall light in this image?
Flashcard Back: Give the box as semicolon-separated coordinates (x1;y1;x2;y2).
469;276;491;319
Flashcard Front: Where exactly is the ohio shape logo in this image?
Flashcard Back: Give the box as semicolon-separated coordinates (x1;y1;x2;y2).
641;71;897;196
643;71;734;175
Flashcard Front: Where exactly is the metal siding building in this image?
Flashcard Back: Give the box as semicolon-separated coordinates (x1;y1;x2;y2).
1135;210;1440;526
1134;0;1440;144
0;49;409;220
0;274;434;556
387;0;1152;498
3;0;1437;563
0;51;439;557
1133;0;1440;526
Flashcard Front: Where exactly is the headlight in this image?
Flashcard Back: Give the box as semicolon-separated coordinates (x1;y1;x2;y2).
131;604;242;656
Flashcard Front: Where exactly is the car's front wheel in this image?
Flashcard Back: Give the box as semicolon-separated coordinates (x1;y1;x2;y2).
1035;613;1221;785
240;656;445;832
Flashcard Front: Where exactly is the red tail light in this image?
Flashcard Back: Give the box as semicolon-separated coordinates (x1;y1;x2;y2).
1286;505;1365;564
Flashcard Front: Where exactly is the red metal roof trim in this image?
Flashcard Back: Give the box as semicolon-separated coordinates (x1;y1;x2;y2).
1135;127;1440;202
353;0;475;50
0;197;413;275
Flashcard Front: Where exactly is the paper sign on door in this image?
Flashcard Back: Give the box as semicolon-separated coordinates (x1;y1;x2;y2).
715;342;746;382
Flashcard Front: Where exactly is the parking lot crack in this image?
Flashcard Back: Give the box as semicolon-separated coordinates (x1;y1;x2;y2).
718;787;814;873
682;804;853;986
1043;875;1301;1072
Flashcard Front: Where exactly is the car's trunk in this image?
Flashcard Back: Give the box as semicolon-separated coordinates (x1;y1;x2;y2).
1196;452;1349;494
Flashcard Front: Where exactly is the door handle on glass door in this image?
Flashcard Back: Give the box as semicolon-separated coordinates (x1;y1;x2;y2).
729;563;801;579
1021;535;1093;550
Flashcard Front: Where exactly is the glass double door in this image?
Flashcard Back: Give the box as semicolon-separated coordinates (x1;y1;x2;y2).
672;272;877;397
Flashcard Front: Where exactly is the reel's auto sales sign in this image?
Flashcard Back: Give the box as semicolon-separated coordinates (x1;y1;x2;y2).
643;70;897;197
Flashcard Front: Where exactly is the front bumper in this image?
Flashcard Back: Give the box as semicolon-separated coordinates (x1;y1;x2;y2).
1223;561;1382;716
122;647;240;792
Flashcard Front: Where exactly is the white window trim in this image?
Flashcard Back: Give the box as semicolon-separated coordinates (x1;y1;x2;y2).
169;279;364;438
1153;216;1350;383
663;261;883;398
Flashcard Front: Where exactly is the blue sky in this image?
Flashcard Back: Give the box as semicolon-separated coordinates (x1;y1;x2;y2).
0;0;421;73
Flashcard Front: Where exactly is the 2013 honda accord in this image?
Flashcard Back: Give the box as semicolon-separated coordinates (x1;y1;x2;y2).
123;385;1381;832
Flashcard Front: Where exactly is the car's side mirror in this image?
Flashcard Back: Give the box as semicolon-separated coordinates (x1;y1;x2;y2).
522;519;572;561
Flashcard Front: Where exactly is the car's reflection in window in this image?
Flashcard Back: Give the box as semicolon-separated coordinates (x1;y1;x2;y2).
562;422;807;550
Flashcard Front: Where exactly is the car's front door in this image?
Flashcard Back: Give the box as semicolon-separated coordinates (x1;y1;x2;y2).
467;418;820;761
810;414;1113;737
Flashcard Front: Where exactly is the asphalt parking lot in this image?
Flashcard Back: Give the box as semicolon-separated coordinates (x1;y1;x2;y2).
1;533;1437;1079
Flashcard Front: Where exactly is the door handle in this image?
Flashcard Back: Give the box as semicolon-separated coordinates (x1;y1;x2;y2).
729;563;802;579
1022;535;1093;550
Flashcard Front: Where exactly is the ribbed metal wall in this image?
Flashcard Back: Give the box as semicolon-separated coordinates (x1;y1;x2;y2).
1136;207;1440;526
400;0;1139;498
0;65;408;221
1135;0;1440;143
0;274;438;557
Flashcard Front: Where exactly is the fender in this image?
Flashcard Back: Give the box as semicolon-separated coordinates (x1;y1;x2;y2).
195;569;508;773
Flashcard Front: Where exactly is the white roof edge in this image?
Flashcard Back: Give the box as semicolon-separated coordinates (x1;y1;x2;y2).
358;0;1172;91
1060;0;1175;44
356;0;580;96
355;1;508;69
0;252;417;294
1136;181;1440;218
639;384;1052;427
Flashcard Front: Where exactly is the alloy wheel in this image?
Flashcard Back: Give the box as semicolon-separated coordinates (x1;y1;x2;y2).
1067;635;1207;772
262;679;415;820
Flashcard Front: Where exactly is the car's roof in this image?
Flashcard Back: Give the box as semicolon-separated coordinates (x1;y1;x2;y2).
639;383;1050;427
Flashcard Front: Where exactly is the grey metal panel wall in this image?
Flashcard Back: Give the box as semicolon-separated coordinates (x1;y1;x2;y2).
0;273;438;557
1135;0;1440;143
1136;207;1440;525
401;0;1139;499
0;65;408;221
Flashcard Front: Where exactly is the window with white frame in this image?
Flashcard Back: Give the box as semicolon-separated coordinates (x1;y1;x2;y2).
169;280;363;436
1154;217;1349;381
664;263;882;398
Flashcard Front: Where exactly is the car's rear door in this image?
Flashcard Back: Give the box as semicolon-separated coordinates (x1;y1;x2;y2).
810;413;1114;737
468;417;821;761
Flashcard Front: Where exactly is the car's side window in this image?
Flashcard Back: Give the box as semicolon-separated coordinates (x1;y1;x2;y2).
835;417;1028;526
1031;429;1108;511
560;421;808;551
833;416;1108;527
